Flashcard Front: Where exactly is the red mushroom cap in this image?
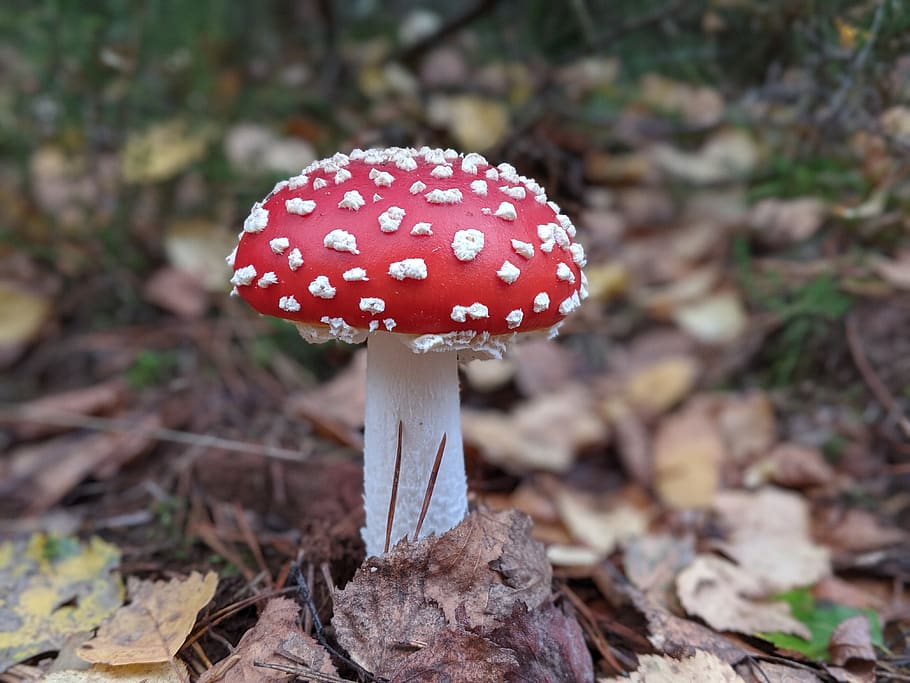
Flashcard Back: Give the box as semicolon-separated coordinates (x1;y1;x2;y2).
228;147;587;353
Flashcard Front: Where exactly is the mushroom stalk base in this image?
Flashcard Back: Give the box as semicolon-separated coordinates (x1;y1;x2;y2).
362;332;467;557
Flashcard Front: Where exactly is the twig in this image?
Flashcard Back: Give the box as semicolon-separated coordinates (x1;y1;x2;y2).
822;0;889;122
559;583;629;674
385;421;404;554
290;564;375;681
845;313;910;437
253;659;348;682
412;433;446;542
0;405;314;463
394;0;501;65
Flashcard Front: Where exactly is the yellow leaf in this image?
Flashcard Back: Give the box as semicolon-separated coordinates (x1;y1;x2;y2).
44;661;189;682
78;571;217;665
0;535;123;672
0;281;52;348
653;409;725;509
427;95;510;152
121;119;212;184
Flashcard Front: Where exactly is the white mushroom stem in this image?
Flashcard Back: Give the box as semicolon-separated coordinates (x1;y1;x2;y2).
362;331;467;556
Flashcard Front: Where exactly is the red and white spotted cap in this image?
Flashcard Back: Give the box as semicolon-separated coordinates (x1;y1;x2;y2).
227;147;587;356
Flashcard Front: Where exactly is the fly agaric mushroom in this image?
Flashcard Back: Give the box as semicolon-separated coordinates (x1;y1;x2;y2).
228;147;587;557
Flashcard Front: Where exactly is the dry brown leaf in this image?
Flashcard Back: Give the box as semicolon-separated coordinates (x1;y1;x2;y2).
714;488;831;593
198;597;334;683
77;571;217;665
653;408;725;509
555;490;648;557
600;650;746;683
676;555;811;638
650;130;759;185
43;662;189;683
607;402;652;485
463;384;608;473
623;356;700;418
639;74;725;128
511;337;576;397
12;380;127;441
816;507;908;554
332;510;551;677
388;626;518;682
484;602;594;682
288;349;367;447
672;291;747;344
623;534;695;600
874;250;910;290
143;267;209;319
748;197;826;247
710;392;777;462
223;123;316;176
826;615;876;683
744;443;836;489
735;661;823;683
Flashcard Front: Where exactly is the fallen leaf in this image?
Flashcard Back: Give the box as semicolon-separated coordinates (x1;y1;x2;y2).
600;650;746;683
0;280;52;358
828;615;875;669
815;507;908;554
651;130;759;185
43;662;189;682
426;95;510;152
463;384;608;473
672;291;747;344
198;597;335;683
546;544;604;567
653;407;725;509
164;218;238;292
461;357;515;392
748;197;826;247
735;661;823;683
714;488;831;593
874;250;910;290
881;105;910;146
388;626;518;682
744;443;836;489
142;267;209;319
709;392;776;463
511;337;576;397
676;555;811;638
0;535;123;672
555;490;648;557
12;380;127;441
121;118;213;184
77;571;217;665
223;123;316;176
288;349;367;448
484;602;594;682
623;534;695;601
623;356;700;418
418;47;469;89
639;74;725;128
760;588;883;665
332;510;552;677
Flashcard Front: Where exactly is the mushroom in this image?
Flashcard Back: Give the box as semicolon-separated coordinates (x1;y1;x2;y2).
229;147;587;557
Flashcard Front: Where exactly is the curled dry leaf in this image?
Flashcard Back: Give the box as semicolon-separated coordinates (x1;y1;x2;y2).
332;510;554;678
676;555;811;638
826;615;876;683
650;130;760;185
672;291;748;345
198;597;335;683
462;384;608;473
748;197;826;247
652;407;725;509
77;571;217;665
600;649;746;683
744;443;836;490
388;626;518;683
555;489;648;558
714;488;831;593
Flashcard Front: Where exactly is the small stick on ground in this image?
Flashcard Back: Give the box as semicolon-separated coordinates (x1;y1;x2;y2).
384;420;404;554
413;433;446;542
